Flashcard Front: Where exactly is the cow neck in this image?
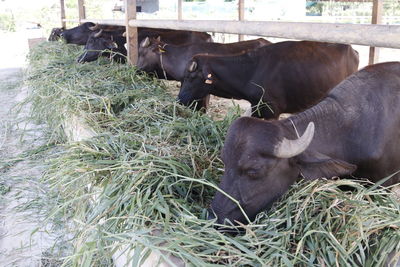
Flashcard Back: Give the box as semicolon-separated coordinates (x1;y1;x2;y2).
158;43;189;81
159;43;169;80
280;97;346;153
207;53;256;100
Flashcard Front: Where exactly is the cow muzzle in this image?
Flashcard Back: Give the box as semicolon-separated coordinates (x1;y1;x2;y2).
76;51;88;63
207;208;244;235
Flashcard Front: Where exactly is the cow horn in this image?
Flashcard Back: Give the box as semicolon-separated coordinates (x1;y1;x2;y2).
89;23;100;31
274;122;315;158
188;61;197;72
94;29;103;38
141;37;150;48
122;31;126;37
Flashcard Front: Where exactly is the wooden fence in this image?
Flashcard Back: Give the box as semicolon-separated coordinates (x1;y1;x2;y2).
62;0;398;65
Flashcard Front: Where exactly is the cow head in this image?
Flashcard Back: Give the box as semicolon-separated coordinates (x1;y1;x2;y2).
137;36;166;74
60;22;96;45
77;30;119;63
210;117;356;226
48;27;65;41
178;58;214;109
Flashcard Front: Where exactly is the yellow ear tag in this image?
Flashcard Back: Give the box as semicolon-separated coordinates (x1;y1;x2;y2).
158;46;166;53
205;73;213;84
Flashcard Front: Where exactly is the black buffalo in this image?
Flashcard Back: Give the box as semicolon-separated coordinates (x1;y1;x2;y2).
178;41;359;118
137;37;271;81
76;29;127;63
137;28;213;44
59;22;127;45
76;27;212;64
210;62;400;226
60;22;98;45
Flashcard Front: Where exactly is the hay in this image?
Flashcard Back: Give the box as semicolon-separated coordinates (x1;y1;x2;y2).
26;42;400;266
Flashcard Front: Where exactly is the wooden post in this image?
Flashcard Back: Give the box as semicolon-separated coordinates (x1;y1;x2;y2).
238;0;245;41
78;0;86;24
125;0;138;65
178;0;183;20
369;0;383;65
60;0;66;28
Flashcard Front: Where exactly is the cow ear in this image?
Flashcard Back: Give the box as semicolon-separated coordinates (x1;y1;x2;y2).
156;36;161;42
295;151;357;180
202;64;213;84
158;45;166;53
205;73;213;84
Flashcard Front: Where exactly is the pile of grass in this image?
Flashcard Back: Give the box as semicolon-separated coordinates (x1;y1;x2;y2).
26;42;400;266
26;41;165;143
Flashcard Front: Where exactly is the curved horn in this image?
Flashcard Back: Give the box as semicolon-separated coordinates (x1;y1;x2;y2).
274;122;315;158
94;29;103;38
122;31;126;37
89;23;100;31
188;61;197;72
141;37;150;48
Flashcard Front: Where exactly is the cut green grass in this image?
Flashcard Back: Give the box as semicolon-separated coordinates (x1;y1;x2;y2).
0;182;10;195
26;41;400;267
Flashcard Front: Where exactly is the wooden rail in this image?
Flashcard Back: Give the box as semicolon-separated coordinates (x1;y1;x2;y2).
129;19;400;49
63;19;125;26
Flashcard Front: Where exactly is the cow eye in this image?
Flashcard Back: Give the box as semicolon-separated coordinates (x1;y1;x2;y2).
246;169;260;178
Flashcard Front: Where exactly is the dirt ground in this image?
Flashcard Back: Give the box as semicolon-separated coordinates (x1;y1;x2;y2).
162;80;250;119
0;32;64;267
0;68;62;267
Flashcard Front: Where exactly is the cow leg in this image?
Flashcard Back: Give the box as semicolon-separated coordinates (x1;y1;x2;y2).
200;94;210;111
191;97;208;113
189;95;210;113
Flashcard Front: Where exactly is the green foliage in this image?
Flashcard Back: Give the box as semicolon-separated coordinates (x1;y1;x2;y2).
0;182;10;195
0;12;15;32
306;1;323;16
306;0;400;17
